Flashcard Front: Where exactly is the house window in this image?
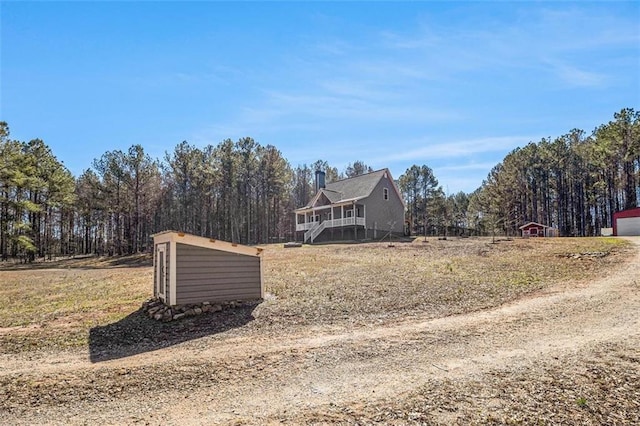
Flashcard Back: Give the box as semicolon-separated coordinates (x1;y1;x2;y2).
383;188;389;200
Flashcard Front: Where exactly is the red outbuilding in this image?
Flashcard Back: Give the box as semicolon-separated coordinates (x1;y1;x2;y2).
613;207;640;236
519;221;558;238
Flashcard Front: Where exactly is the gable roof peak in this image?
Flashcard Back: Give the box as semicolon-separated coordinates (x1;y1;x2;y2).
295;167;404;211
332;168;388;183
319;168;396;203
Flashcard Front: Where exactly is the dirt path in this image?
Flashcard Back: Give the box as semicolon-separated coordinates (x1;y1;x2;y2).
2;238;639;425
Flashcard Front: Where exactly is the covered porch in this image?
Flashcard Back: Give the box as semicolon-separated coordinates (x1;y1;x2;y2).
295;201;366;243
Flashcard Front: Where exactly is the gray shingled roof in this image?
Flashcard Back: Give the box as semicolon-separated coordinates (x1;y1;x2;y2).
322;169;387;203
297;168;401;210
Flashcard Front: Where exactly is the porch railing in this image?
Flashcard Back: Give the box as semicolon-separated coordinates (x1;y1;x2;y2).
297;217;365;232
304;220;327;243
296;222;316;231
324;217;365;228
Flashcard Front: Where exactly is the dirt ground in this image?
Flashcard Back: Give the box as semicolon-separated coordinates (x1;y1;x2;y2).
1;237;639;425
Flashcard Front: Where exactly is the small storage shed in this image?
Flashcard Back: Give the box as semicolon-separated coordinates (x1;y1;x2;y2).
152;231;264;306
519;221;557;237
613;207;640;236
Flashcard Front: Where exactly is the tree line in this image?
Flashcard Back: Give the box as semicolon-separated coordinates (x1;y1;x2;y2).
0;122;390;259
468;108;639;237
1;108;637;259
397;164;470;237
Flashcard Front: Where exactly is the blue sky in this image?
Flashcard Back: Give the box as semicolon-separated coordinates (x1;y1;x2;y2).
2;1;639;193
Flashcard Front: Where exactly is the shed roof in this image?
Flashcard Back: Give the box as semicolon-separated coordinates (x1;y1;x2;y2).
518;221;550;230
152;231;263;257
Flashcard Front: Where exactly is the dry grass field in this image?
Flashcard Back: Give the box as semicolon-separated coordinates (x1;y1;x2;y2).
0;237;627;351
1;236;639;425
260;237;628;326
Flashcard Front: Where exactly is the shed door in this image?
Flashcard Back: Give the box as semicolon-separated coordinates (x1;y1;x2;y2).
156;244;168;302
617;217;640;236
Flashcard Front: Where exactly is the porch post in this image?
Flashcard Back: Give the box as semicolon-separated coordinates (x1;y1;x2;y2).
341;205;344;240
353;201;357;241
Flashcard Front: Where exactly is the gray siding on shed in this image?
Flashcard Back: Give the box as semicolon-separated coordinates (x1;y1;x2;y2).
175;243;261;305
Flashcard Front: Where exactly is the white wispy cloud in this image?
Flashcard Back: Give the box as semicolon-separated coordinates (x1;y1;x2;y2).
376;5;638;86
435;162;499;172
379;29;442;50
433;163;504;193
313;39;354;56
383;136;534;162
252;6;631;135
434;175;487;194
191;2;637;195
545;61;607;88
